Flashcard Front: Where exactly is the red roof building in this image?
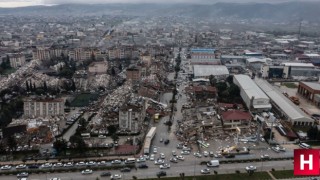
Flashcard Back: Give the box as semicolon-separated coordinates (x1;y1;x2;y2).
221;110;252;130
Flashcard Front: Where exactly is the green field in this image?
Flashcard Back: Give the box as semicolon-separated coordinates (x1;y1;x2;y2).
70;93;99;107
282;82;297;88
270;170;308;179
142;172;272;180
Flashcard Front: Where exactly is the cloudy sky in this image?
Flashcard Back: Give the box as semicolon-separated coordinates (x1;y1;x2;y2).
0;0;319;8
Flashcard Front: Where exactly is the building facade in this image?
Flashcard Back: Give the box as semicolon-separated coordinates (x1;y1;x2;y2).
23;98;64;117
8;53;26;68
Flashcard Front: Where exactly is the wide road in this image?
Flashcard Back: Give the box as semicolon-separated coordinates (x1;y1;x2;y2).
0;160;294;180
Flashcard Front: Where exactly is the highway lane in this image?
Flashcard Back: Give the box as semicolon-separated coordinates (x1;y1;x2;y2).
0;160;294;180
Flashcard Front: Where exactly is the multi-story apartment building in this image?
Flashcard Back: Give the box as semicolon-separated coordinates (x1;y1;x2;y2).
68;48;101;61
118;98;146;133
23;98;64;118
126;65;141;82
32;47;67;61
7;53;26;68
108;45;138;60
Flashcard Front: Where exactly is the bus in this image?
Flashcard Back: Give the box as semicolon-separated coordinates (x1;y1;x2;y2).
299;143;310;149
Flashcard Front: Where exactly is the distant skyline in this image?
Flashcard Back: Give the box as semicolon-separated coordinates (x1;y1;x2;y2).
0;0;320;8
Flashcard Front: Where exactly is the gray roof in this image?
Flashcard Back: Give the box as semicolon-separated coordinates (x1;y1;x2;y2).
193;65;229;77
255;79;313;123
301;81;320;91
234;75;270;100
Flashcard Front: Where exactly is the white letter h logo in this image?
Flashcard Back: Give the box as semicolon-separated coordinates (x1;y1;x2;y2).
300;154;313;170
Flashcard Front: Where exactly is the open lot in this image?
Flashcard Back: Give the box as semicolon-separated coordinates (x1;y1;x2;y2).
70;93;99;107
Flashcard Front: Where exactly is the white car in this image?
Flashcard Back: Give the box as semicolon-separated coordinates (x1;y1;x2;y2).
136;157;146;163
49;178;61;180
81;169;93;174
41;163;52;168
160;153;165;159
153;147;158;153
214;154;223;158
111;174;122;179
181;150;190;155
203;151;209;157
172;150;177;156
150;154;155;161
201;168;210;174
76;162;86;166
53;163;63;168
16;164;27;169
170;157;178;163
159;163;171;169
17;172;29;178
97;161;107;166
63;162;74;167
176;155;185;161
194;152;202;158
111;160;121;164
154;159;165;165
245;166;257;171
86;161;96;166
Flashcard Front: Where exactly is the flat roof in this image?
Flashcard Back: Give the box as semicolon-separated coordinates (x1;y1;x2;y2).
281;62;314;67
193;65;229;77
191;48;215;53
300;82;320;91
246;57;272;63
255;79;313;122
234;75;270;100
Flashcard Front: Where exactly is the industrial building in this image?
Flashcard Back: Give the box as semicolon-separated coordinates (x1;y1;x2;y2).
190;48;220;65
233;75;271;112
256;79;314;126
298;82;320;107
193;65;229;79
261;62;320;79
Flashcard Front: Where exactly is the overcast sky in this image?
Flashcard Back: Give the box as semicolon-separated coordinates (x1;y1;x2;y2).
0;0;319;8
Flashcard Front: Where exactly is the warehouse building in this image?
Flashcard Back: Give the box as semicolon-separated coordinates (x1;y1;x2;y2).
298;82;320;107
193;65;229;79
233;75;271;112
256;79;314;126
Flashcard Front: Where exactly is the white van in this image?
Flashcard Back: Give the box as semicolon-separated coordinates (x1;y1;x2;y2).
125;158;136;164
207;160;219;167
299;143;310;149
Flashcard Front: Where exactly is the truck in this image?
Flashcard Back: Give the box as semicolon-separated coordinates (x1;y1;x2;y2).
207;160;219;167
289;96;300;105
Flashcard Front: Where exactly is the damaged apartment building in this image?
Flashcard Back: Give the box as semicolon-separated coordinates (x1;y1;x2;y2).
118;96;147;134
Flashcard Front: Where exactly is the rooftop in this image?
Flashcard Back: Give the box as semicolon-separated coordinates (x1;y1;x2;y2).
221;110;252;121
300;82;320;91
193;65;229;77
281;62;314;68
234;75;270;100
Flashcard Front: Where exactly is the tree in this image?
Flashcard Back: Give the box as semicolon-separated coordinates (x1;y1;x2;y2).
7;136;17;151
33;83;36;91
209;75;217;86
69;135;87;154
119;64;123;71
65;100;71;107
226;75;233;84
307;126;318;140
216;82;227;95
71;80;76;92
107;125;118;135
53;139;68;156
26;81;29;92
111;67;116;76
43;81;48;92
228;84;240;98
111;133;119;142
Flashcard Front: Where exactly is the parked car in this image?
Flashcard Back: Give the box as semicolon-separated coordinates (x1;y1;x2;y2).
100;172;111;177
16;164;27;169
111;160;122;164
149;154;155;161
156;171;167;177
193;152;202;158
214;154;223;158
225;154;235;158
160;153;165;159
170;157;178;163
181;150;190;155
164;139;170;145
153;147;158;153
176;155;185;161
172;150;177;156
154;159;165;165
203;151;209;157
17;172;28;178
63;162;74;167
81;169;93;175
209;151;214;157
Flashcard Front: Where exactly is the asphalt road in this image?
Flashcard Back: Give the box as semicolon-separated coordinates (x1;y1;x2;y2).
0;160;294;180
